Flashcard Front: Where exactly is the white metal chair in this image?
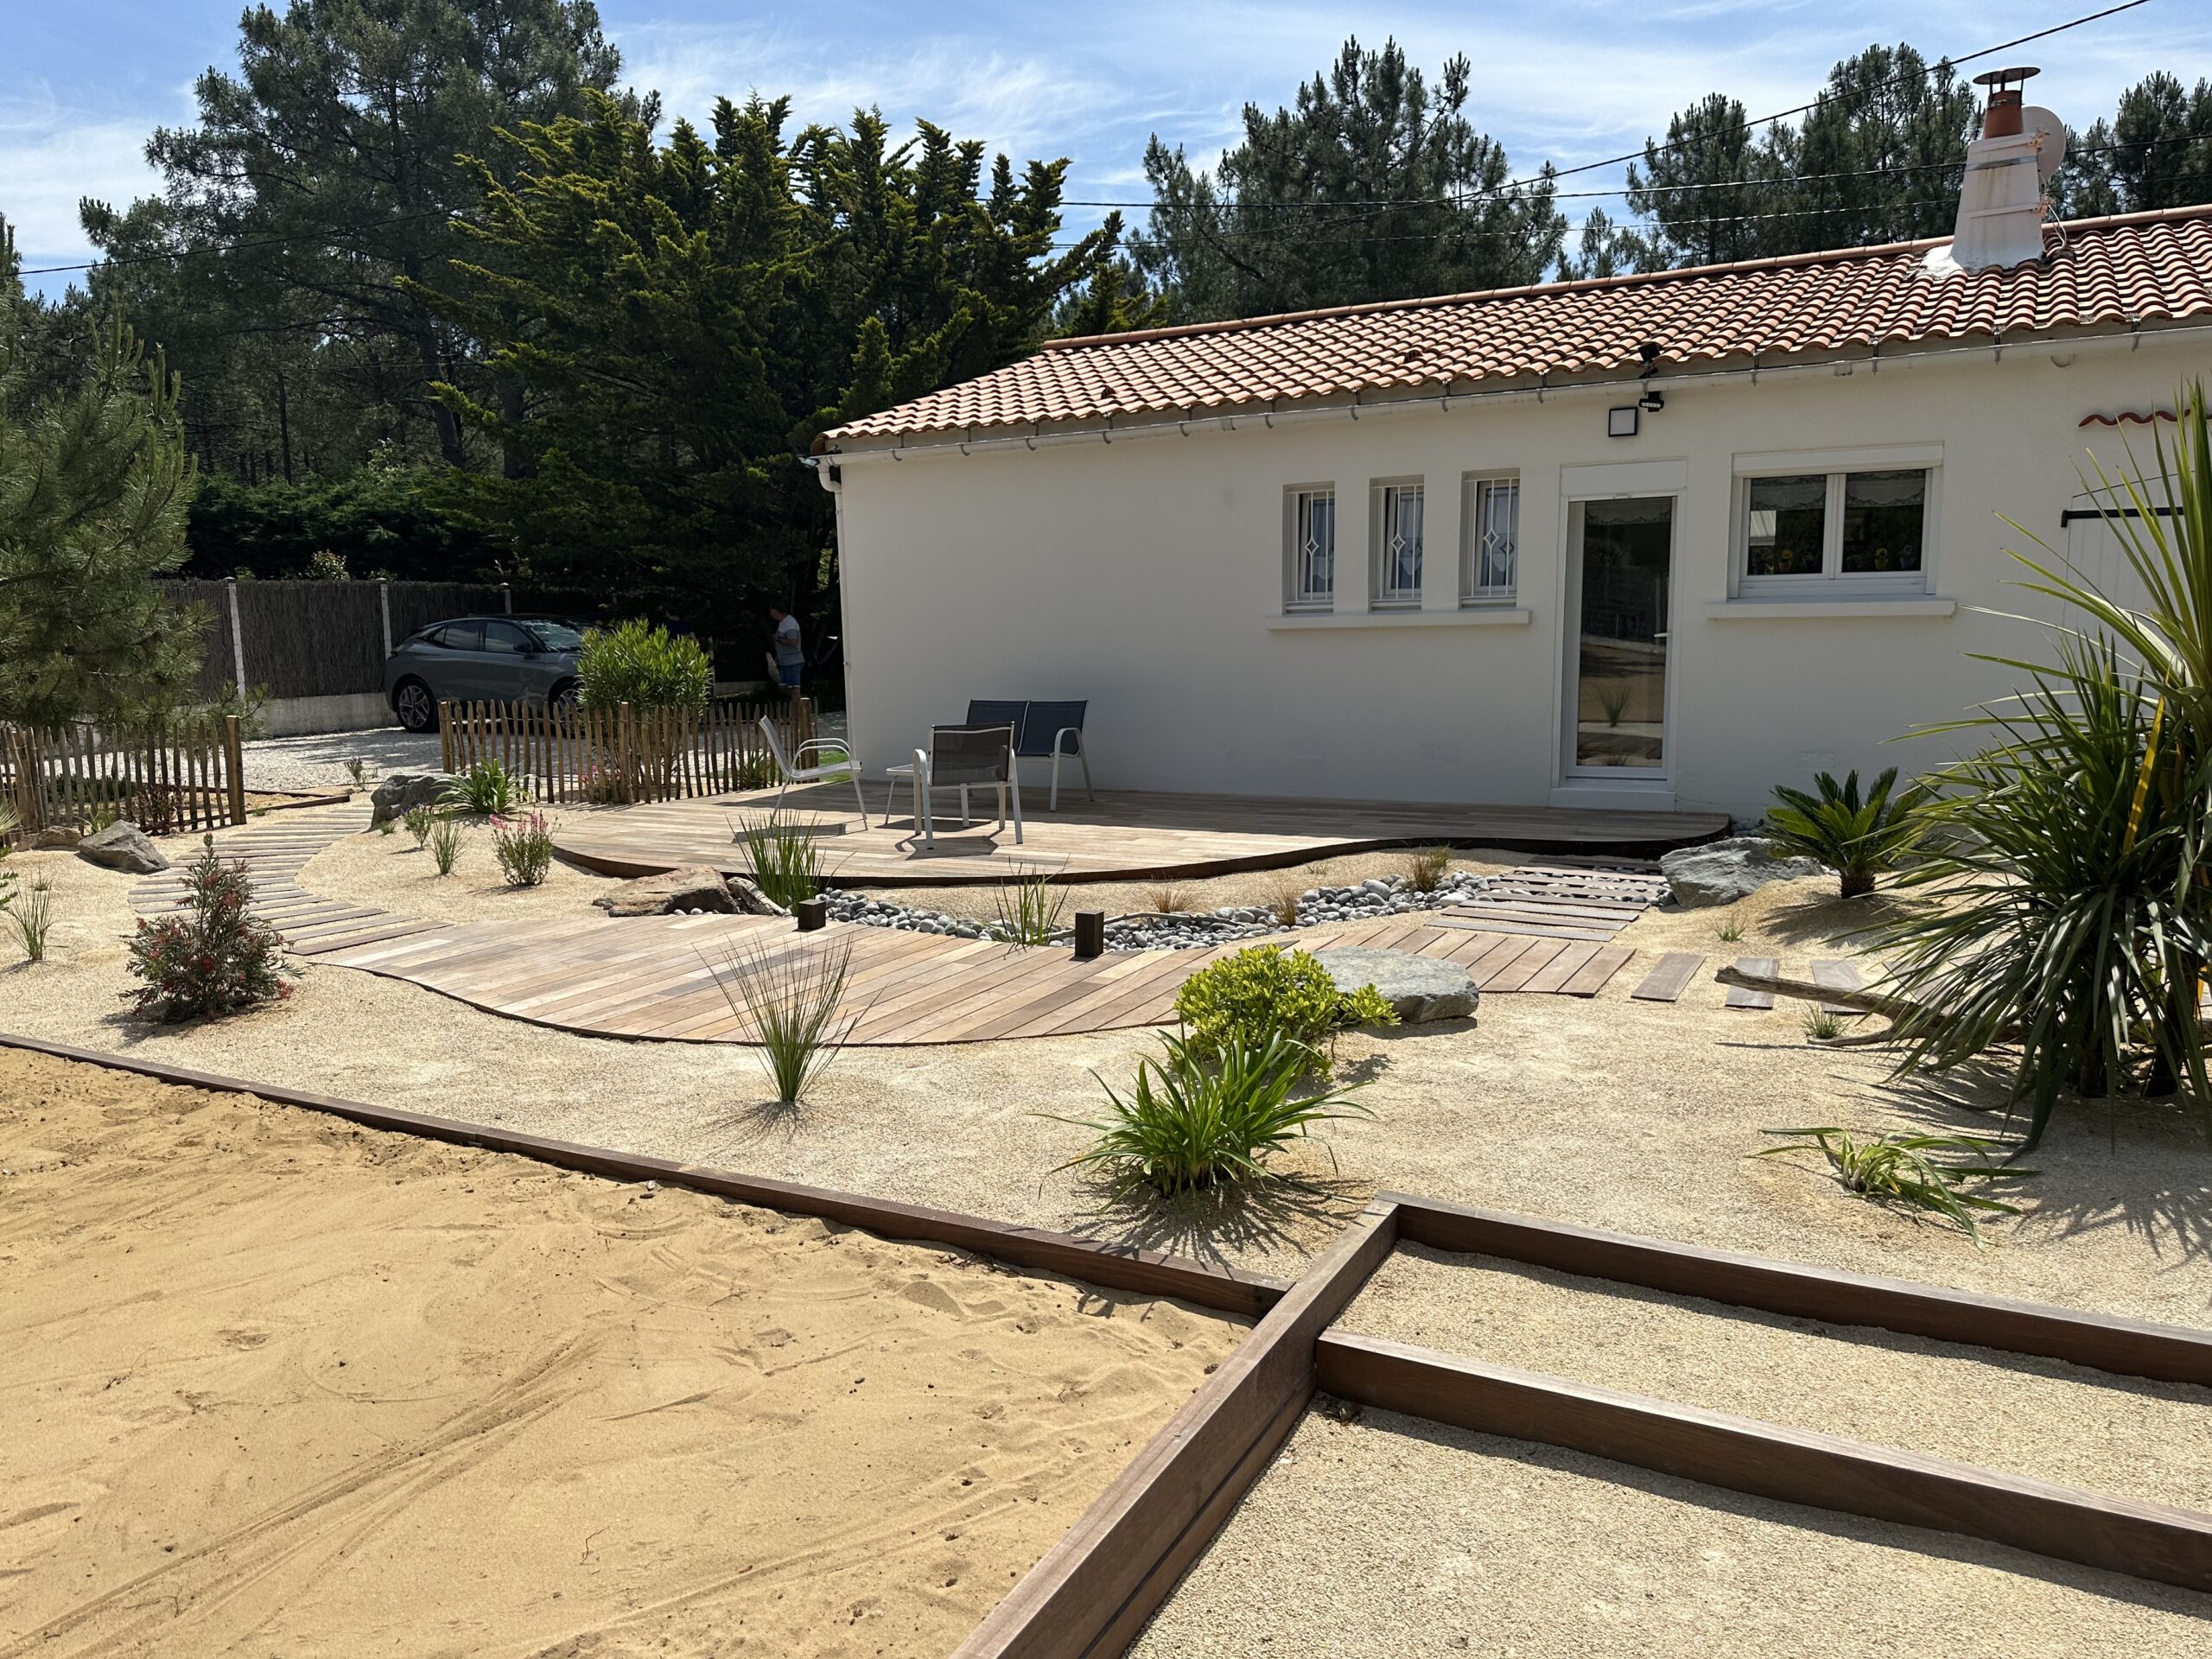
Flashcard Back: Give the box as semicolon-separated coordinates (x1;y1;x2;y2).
908;724;1022;849
756;716;868;821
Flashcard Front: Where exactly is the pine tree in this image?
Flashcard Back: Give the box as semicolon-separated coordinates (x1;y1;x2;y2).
0;222;204;727
1129;37;1566;321
2056;74;2212;218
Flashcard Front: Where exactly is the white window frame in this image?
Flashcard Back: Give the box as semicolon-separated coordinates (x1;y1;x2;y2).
1370;479;1425;609
1284;485;1337;612
1732;447;1941;601
1461;473;1521;605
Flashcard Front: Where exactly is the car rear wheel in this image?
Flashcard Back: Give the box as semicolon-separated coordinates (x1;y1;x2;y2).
392;677;436;733
550;678;581;713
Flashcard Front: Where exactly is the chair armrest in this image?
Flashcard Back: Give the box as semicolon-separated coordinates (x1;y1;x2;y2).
791;739;853;762
1051;726;1082;755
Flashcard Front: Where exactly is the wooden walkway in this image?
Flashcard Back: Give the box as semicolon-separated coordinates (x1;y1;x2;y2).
555;785;1727;888
312;909;1643;1046
125;807;1664;1046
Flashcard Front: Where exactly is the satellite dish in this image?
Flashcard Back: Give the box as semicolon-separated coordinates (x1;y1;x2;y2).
2021;106;2068;181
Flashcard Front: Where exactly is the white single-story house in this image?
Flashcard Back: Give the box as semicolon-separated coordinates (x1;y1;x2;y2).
813;95;2212;824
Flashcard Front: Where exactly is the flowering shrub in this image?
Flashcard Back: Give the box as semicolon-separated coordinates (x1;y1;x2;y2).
125;837;296;1020
491;810;554;887
579;762;626;804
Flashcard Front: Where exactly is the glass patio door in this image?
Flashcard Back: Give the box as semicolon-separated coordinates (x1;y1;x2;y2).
1567;496;1674;773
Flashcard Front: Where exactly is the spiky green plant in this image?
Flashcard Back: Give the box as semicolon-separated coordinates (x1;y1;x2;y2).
1755;1127;2034;1244
729;811;825;908
1049;1031;1374;1197
991;864;1068;945
1406;846;1452;893
6;875;52;961
1714;915;1746;945
429;813;464;877
1764;766;1933;898
404;806;435;848
712;932;859;1106
1801;1007;1844;1043
1866;380;2212;1146
440;757;521;817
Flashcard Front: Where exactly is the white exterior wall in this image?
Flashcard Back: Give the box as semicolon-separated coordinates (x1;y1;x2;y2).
830;336;2212;823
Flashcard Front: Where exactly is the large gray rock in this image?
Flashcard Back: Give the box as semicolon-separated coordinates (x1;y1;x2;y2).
593;866;787;918
1312;946;1478;1025
1660;836;1825;909
370;772;451;828
75;821;168;874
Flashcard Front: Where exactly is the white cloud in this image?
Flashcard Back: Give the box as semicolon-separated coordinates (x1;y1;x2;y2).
0;90;171;292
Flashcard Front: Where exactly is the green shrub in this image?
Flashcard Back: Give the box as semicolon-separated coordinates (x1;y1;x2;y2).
1172;945;1398;1057
491;810;554;887
1764;766;1932;898
577;619;711;712
1050;1031;1373;1196
441;757;521;817
404;806;435;847
729;811;823;908
125;839;296;1020
1755;1127;2033;1244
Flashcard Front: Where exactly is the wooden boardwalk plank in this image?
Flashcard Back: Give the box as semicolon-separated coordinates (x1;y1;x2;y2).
1561;944;1636;996
1812;958;1866;1015
1630;951;1703;1003
1725;957;1778;1010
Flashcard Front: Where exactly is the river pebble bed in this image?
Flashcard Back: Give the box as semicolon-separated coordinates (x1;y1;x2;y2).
817;868;1498;950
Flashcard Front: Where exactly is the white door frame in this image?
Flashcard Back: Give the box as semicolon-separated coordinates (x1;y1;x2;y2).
1552;459;1687;798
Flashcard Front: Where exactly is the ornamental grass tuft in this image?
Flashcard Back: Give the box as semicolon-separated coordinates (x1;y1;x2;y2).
1049;1031;1372;1198
1755;1126;2033;1245
712;931;860;1106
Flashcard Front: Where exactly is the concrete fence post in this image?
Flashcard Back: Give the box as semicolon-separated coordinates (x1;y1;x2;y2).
501;582;512;614
224;578;248;702
378;579;393;658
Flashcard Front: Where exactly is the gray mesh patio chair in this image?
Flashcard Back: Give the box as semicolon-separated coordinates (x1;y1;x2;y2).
911;723;1021;849
964;699;1095;810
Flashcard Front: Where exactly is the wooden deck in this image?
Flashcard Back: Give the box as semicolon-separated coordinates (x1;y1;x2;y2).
555;785;1728;888
314;909;1641;1046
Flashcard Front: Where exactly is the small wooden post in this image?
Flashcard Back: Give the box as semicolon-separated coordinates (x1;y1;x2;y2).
438;701;454;773
794;898;828;932
618;701;636;804
1073;910;1105;960
223;715;246;824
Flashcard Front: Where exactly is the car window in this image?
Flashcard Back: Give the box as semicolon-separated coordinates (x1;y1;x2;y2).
483;620;532;654
438;620;484;652
528;622;585;650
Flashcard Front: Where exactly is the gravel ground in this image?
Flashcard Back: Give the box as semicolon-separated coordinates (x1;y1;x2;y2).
1126;1405;2212;1657
241;728;442;791
1340;1247;2212;1510
8;821;2210;1650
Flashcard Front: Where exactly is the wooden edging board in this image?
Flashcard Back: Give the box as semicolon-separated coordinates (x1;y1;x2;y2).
0;1031;1287;1320
1384;1191;2212;1386
1315;1330;2212;1596
951;1201;1402;1659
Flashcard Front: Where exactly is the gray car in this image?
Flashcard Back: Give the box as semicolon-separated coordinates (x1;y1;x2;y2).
384;615;585;732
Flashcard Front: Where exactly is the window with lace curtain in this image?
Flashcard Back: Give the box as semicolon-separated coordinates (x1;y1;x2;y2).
1284;486;1336;611
1461;474;1519;604
1371;480;1424;607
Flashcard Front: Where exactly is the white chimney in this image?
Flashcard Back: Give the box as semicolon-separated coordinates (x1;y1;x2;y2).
1923;67;2065;277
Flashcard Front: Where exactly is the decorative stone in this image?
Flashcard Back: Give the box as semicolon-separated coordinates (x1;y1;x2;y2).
594;866;739;917
75;821;169;874
369;772;451;828
29;828;82;849
1659;836;1826;909
1311;946;1479;1024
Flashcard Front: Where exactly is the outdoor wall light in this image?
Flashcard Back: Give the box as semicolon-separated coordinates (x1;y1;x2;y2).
1607;405;1639;437
1637;388;1667;413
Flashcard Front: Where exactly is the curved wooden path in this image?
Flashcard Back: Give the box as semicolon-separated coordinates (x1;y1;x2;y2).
556;785;1726;887
125;806;1649;1046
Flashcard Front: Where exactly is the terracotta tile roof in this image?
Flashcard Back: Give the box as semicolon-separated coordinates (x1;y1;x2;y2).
820;205;2212;449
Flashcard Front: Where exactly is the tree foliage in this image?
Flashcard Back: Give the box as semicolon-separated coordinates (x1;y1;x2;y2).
410;92;1124;634
80;0;620;481
0;223;204;727
186;447;492;578
2055;73;2212;219
1130;37;1566;321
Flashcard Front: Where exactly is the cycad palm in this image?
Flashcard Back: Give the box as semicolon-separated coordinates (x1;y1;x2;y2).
1765;766;1931;898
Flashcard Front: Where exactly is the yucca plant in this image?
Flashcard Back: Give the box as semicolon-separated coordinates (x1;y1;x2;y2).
440;757;521;817
1866;381;2212;1147
729;811;824;908
712;932;860;1106
1764;766;1933;898
1755;1127;2034;1244
1050;1030;1374;1197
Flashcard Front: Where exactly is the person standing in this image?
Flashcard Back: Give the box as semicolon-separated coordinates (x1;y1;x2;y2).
768;604;803;703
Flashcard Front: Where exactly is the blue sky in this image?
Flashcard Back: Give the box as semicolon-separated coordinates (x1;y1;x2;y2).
6;0;2209;297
